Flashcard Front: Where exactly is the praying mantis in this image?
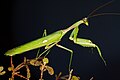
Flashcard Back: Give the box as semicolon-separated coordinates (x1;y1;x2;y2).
5;1;119;70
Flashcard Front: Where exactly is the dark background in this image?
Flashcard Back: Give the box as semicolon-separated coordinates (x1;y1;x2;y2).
1;0;120;80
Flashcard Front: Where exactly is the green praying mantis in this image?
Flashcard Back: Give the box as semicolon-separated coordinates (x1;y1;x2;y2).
5;1;119;70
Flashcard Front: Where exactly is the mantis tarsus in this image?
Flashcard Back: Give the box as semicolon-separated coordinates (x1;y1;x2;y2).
5;1;119;70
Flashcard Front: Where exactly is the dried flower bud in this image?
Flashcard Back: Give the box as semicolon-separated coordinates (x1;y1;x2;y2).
42;58;49;64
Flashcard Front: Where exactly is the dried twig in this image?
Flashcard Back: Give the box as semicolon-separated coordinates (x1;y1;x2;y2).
8;57;30;80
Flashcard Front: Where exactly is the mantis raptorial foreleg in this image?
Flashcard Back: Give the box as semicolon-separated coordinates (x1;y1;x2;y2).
69;25;106;65
74;38;106;65
69;26;79;42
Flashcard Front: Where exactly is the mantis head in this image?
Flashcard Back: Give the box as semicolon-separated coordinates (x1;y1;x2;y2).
82;17;89;26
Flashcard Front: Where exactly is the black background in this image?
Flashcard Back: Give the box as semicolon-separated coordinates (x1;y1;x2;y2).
0;0;120;80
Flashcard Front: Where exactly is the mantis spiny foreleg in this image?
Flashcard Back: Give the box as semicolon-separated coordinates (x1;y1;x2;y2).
69;23;106;65
74;38;106;65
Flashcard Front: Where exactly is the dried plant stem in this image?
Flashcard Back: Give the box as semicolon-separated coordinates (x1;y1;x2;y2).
9;57;30;80
39;63;46;80
67;69;73;80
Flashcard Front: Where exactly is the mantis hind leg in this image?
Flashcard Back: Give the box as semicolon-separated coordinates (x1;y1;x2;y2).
56;44;73;71
36;29;48;58
42;29;47;37
39;42;58;57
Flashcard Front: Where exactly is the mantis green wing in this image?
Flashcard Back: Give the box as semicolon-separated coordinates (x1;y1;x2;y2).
5;30;64;56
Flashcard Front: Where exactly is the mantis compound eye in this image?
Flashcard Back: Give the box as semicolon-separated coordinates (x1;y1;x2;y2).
83;17;89;26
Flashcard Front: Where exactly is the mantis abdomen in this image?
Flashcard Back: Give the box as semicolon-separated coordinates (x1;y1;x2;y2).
5;30;64;56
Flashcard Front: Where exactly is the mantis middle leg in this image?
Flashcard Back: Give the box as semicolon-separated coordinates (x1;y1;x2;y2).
36;30;73;71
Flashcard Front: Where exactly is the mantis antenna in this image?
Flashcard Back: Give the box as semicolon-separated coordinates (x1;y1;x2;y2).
86;0;120;19
88;13;120;18
87;0;114;18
